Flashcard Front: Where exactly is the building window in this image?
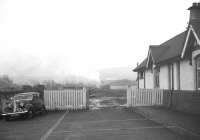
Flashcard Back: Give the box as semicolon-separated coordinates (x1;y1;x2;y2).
177;62;180;90
151;66;153;73
194;40;199;47
168;64;174;90
139;71;144;79
193;40;200;50
196;56;200;89
154;68;160;88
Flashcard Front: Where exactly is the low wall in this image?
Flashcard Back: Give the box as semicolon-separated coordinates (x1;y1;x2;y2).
163;90;200;115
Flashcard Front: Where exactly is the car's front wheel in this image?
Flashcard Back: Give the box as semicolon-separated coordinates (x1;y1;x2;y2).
5;116;11;121
27;110;33;119
41;106;46;115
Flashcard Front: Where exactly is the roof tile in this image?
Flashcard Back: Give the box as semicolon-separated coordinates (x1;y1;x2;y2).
134;31;187;71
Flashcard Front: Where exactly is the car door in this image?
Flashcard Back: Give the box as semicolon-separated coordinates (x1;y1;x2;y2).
35;94;43;111
32;94;40;113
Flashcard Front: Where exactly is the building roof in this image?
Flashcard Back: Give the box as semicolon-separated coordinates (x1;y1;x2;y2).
188;2;200;10
157;31;187;63
134;3;200;72
133;58;147;71
150;45;166;63
134;31;187;72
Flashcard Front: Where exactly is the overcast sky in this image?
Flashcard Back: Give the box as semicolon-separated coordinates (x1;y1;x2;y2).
0;0;196;83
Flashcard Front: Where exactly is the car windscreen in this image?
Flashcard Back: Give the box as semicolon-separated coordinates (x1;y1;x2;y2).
14;94;33;101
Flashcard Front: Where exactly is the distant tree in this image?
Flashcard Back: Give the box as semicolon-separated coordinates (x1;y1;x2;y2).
28;79;40;86
22;85;33;91
43;80;63;89
0;75;14;88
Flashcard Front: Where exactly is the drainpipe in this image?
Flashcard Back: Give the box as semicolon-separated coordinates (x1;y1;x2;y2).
137;62;139;89
169;64;174;108
137;72;139;89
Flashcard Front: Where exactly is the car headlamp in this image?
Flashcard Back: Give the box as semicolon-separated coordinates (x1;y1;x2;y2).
20;102;24;107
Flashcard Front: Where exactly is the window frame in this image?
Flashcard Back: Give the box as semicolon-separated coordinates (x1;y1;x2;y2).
154;67;160;88
139;71;144;79
196;56;200;90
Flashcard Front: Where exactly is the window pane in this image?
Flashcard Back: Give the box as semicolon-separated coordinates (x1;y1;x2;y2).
154;68;159;88
198;71;200;88
197;58;200;68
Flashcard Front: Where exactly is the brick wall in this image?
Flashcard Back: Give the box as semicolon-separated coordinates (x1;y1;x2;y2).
163;90;200;114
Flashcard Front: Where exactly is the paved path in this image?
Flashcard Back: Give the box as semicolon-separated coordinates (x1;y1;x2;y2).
0;97;186;140
135;106;200;140
0;112;65;140
46;108;184;140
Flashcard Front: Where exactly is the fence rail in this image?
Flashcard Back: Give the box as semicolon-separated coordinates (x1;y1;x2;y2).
127;88;163;107
44;88;87;110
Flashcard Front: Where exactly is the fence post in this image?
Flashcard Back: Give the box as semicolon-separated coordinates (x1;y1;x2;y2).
169;90;173;108
82;87;88;109
127;87;130;107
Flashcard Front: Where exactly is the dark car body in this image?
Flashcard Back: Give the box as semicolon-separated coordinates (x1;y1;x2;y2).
2;92;46;120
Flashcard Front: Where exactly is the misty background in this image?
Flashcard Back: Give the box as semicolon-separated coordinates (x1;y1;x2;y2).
0;0;195;86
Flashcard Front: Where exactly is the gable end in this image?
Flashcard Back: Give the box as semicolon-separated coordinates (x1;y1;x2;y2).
181;25;200;58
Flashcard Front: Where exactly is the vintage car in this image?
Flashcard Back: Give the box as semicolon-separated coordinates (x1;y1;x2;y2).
2;92;46;120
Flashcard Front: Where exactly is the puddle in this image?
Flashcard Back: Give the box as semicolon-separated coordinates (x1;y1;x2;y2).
89;97;127;110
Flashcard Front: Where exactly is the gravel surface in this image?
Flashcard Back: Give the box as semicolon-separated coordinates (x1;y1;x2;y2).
47;108;184;140
0;96;186;140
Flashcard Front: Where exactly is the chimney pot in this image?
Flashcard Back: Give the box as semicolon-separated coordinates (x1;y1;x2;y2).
188;2;200;23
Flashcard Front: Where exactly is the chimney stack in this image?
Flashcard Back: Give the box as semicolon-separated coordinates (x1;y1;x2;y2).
188;2;200;23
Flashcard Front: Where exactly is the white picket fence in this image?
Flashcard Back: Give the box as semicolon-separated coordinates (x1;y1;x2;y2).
44;88;87;110
127;88;163;107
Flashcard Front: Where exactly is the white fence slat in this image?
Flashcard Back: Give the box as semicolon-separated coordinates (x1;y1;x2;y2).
127;88;163;107
78;89;80;109
127;87;130;106
75;89;78;110
81;89;83;109
77;89;79;109
65;90;68;109
44;88;87;111
79;89;81;109
80;89;83;109
72;89;74;109
83;88;86;109
74;89;76;110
